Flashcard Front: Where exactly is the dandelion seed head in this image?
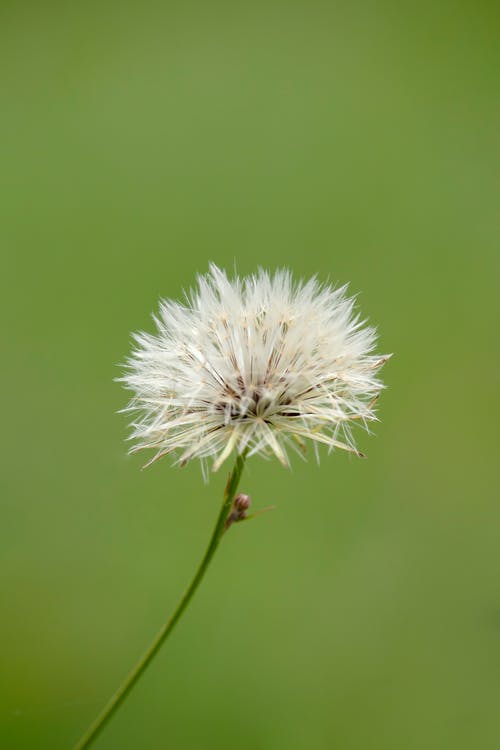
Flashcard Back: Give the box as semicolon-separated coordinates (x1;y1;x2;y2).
120;264;390;472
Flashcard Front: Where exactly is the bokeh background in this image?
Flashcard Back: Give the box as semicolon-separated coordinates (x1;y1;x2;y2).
1;2;499;748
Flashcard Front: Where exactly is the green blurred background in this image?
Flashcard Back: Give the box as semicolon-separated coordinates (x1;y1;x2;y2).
1;2;499;748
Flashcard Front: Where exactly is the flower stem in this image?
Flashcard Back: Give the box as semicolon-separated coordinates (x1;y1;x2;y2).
73;451;248;750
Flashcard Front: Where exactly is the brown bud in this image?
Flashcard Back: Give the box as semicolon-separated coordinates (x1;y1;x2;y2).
224;493;252;531
234;493;251;512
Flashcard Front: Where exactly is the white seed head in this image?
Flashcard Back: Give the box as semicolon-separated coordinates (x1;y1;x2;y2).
120;264;390;473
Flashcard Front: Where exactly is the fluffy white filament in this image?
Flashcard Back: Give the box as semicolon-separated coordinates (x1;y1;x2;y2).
120;265;390;473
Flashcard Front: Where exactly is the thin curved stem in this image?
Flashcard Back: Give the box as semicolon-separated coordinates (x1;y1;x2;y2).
74;451;247;750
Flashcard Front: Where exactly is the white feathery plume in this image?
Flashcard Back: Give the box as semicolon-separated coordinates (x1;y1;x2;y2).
120;264;390;473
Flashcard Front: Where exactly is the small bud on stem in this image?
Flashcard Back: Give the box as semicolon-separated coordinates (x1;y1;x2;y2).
225;493;251;530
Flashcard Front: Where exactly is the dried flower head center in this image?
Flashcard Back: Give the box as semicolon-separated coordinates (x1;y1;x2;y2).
214;379;298;423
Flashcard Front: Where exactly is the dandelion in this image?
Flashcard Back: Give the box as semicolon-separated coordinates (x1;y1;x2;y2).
121;264;389;474
74;264;390;750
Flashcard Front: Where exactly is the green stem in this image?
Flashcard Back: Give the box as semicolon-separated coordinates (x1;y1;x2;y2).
74;451;247;750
